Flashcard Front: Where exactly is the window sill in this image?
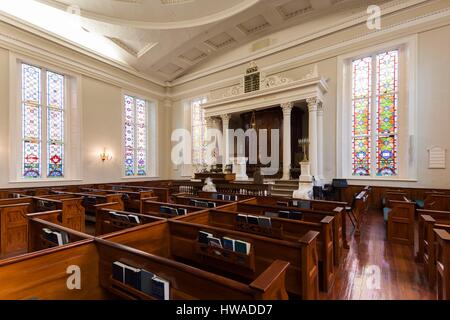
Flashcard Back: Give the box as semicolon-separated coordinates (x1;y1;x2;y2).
8;178;83;184
121;176;160;180
343;177;418;183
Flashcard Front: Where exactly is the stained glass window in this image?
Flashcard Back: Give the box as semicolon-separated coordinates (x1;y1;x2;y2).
21;63;66;179
124;95;148;176
191;97;207;166
47;71;65;177
376;50;398;176
351;49;399;177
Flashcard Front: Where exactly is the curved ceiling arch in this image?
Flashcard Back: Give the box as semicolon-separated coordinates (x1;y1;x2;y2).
38;0;261;30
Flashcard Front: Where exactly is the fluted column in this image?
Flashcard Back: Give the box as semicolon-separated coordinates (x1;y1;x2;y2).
281;102;293;180
307;97;319;181
317;103;324;182
220;114;231;171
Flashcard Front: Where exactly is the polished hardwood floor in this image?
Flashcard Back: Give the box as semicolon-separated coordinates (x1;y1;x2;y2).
320;209;436;300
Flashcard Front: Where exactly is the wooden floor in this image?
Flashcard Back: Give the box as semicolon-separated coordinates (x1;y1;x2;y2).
319;209;437;300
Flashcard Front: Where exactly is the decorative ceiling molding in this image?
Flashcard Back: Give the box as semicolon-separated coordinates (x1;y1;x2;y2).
37;0;261;30
170;0;432;86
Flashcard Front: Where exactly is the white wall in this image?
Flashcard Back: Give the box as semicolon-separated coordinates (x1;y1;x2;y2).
0;22;170;189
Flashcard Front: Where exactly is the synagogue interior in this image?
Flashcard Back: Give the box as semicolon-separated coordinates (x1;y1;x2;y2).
0;0;449;302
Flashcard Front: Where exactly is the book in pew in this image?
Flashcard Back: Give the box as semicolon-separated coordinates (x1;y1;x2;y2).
42;228;69;246
291;200;311;209
124;265;141;290
222;237;236;251
257;216;272;228
112;262;170;300
277;200;290;207
207;235;223;248
236;214;248;223
207;202;217;208
128;214;140;224
151;276;170;300
278;210;290;219
235;240;251;255
176;208;188;215
198;231;213;244
160;206;172;214
289;211;303;220
247;215;259;225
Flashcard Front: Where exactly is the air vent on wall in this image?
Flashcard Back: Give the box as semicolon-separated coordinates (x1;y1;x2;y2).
237;15;271;35
160;0;195;5
276;0;313;20
179;47;207;63
204;32;236;49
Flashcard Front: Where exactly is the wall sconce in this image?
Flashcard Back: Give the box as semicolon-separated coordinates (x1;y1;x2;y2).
100;148;112;162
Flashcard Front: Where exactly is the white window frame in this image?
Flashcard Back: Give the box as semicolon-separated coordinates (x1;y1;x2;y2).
121;92;158;179
8;54;82;183
336;35;418;182
191;96;208;167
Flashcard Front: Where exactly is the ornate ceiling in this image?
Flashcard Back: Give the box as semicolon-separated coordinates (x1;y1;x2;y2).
2;0;388;82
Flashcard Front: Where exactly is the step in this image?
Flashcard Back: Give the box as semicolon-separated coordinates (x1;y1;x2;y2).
272;186;297;192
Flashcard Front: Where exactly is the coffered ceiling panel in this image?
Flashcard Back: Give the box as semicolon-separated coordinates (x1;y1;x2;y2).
0;0;392;82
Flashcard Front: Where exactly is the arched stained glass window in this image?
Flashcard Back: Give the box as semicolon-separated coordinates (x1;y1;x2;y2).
124;95;148;176
21;63;66;179
351;49;399;177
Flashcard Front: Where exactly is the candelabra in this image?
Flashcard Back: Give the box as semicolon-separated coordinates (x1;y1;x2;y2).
298;138;310;162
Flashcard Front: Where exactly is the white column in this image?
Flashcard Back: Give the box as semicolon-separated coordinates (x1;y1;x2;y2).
317;103;324;182
307;97;319;181
281;102;293;180
220;114;230;172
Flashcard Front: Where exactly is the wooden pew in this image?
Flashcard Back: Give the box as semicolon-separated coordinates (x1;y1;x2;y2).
176;208;334;293
221;200;345;266
347;189;370;236
383;192;415;245
105;184;170;203
167;219;319;299
172;194;235;208
95;208;165;236
51;190;124;221
140;200;207;218
417;209;450;284
0;218;106;299
0;203;30;258
80;187;157;212
196;191;255;201
425;194;450;211
32;196;86;232
435;228;450;300
96;223;290;300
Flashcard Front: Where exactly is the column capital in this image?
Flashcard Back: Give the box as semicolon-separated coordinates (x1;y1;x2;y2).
281;102;294;115
220;114;231;122
306;97;322;112
205;117;214;127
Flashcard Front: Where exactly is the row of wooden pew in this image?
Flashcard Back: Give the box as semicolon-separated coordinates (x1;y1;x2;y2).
0;184;357;300
381;189;450;299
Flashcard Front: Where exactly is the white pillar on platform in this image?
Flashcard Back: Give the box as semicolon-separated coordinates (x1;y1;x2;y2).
220;114;230;172
230;157;248;181
307;97;319;181
281;102;293;180
317;103;324;182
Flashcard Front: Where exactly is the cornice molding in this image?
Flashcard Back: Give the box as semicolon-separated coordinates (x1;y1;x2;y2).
0;12;167;88
0;19;166;99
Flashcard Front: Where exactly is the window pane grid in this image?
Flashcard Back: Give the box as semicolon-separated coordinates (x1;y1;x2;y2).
351;49;399;177
124;95;148;176
351;57;372;176
376;50;399;176
46;71;65;177
22;64;42;178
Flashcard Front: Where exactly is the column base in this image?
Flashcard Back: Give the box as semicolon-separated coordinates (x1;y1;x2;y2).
292;182;313;200
299;161;312;182
230;157;248;181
